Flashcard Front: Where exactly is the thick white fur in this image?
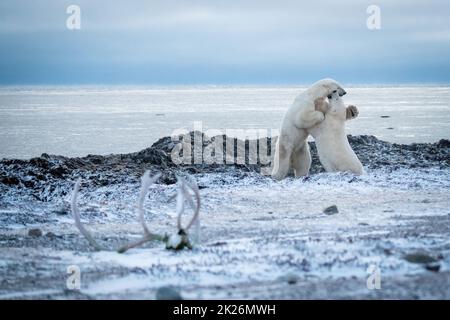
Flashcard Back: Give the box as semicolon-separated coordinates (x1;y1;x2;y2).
271;78;345;180
309;92;363;175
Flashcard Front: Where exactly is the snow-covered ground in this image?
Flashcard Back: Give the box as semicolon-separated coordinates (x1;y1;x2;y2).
1;165;449;299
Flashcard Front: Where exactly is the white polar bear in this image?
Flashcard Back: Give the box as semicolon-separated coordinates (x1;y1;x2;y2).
271;78;347;180
309;91;363;175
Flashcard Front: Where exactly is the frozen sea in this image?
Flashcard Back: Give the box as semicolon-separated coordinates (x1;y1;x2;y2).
0;85;449;159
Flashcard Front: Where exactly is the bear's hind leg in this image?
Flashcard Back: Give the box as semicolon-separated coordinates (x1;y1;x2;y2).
271;138;293;180
291;143;312;177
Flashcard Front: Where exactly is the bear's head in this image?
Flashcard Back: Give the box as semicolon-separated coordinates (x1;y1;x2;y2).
311;78;346;98
326;91;347;116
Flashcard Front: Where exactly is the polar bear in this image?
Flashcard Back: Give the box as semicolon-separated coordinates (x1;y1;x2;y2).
309;91;363;175
271;78;349;180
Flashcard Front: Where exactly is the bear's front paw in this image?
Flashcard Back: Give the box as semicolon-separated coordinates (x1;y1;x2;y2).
346;105;359;120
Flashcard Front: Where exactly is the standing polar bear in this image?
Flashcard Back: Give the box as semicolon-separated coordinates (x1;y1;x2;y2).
310;91;363;175
271;78;357;180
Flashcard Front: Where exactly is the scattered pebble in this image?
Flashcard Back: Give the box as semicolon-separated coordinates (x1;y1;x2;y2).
277;273;299;285
387;127;394;130
45;232;57;238
421;199;431;204
380;115;390;118
210;241;227;246
53;208;68;215
156;286;182;300
28;228;43;237
323;205;339;215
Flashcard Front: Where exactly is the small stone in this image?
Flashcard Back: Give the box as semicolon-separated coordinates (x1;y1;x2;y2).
210;241;227;246
1;176;20;185
421;199;431;204
380;115;390;118
45;232;57;238
404;253;437;264
53;207;68;215
28;228;43;237
425;264;440;272
156;286;182;300
323;205;339;215
387;127;394;130
277;273;299;285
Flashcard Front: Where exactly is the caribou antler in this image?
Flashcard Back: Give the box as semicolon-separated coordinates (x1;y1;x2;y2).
71;179;104;251
138;171;162;236
117;171;165;253
176;177;200;231
71;171;201;253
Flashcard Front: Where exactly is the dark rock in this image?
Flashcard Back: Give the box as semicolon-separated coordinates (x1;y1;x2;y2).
1;176;20;185
380;115;390;118
29;157;49;169
45;232;57;238
437;139;450;148
155;286;182;300
1;131;449;199
404;253;437;264
323;205;339;215
425;264;440;272
49;165;69;177
53;207;68;215
28;228;43;237
210;241;227;246
277;273;299;285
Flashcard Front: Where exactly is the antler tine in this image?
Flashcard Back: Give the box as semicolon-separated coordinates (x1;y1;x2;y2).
175;176;200;232
71;179;103;251
117;232;166;253
183;179;200;231
117;171;163;253
175;177;186;231
137;171;161;235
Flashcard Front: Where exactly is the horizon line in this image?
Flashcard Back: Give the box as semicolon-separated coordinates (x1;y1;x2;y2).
1;82;450;87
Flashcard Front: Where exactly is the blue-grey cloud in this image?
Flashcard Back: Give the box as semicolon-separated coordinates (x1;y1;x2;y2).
0;0;449;84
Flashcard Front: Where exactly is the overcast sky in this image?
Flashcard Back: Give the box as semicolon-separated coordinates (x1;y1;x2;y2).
0;0;449;84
